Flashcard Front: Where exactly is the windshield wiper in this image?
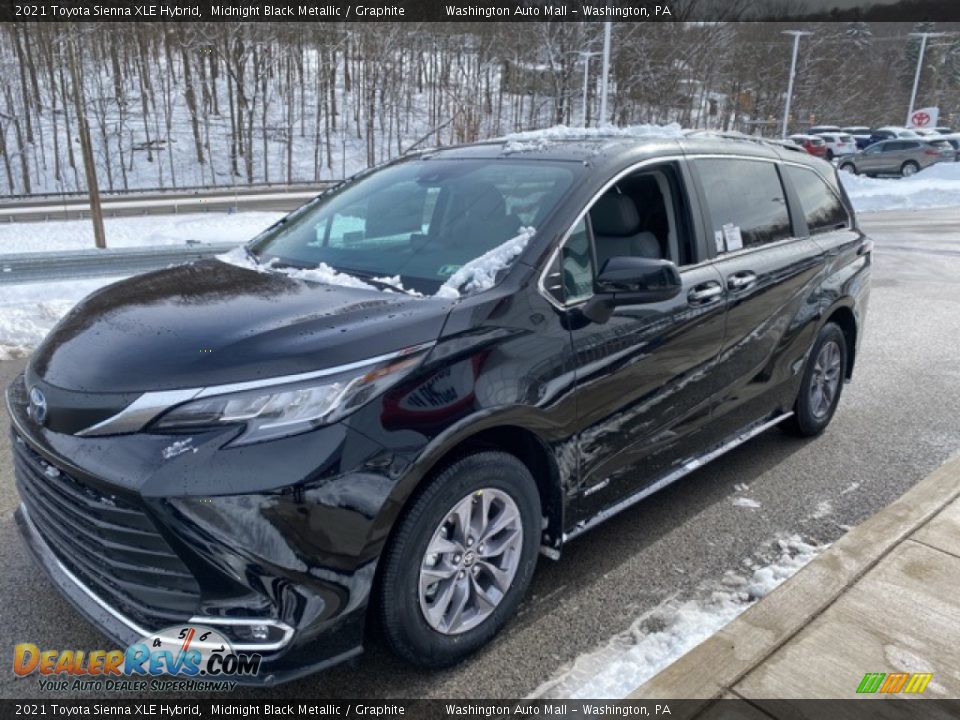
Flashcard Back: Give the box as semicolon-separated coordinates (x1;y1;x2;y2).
242;246;260;265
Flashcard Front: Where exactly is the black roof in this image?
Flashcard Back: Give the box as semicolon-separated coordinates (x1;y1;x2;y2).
417;130;829;175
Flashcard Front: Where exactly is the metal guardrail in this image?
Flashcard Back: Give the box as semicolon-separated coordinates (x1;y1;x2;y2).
0;181;342;203
0;189;332;223
0;242;240;285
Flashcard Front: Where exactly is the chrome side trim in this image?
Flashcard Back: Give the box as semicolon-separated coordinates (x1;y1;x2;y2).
77;389;202;437
77;342;434;437
563;412;794;543
19;503;295;653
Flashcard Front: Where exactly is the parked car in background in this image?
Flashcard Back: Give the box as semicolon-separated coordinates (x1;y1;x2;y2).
838;138;953;177
842;126;873;150
868;127;919;146
913;128;940;137
933;126;953;135
809;125;841;135
789;134;828;158
817;133;858;160
929;134;960;161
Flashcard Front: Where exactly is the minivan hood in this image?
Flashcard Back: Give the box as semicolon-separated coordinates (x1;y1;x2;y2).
30;259;452;395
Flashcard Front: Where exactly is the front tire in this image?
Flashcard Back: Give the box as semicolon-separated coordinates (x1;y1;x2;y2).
376;451;541;667
839;162;858;175
785;322;847;437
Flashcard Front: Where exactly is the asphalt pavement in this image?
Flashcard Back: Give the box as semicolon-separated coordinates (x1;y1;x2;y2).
1;207;959;700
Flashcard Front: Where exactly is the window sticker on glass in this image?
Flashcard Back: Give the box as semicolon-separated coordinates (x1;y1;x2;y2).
715;230;725;253
722;223;743;252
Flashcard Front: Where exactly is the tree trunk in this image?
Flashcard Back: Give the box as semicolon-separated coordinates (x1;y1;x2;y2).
68;30;106;249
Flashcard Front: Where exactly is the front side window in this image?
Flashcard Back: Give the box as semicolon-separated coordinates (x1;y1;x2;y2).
252;159;575;295
696;159;792;251
784;165;849;234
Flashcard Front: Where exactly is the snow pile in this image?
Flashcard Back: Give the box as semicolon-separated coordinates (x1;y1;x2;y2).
223;225;536;300
531;534;823;699
841;162;960;213
0;276;126;360
732;497;762;509
502;124;684;153
436;227;536;298
0;211;284;254
216;246;422;296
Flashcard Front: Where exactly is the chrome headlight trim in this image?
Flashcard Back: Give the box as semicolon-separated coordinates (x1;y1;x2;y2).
76;342;434;437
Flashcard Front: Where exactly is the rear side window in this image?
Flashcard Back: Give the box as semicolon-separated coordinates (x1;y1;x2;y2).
784;166;849;234
696;159;792;252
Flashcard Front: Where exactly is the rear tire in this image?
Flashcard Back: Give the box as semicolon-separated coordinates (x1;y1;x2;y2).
784;322;847;437
376;451;541;668
901;161;919;177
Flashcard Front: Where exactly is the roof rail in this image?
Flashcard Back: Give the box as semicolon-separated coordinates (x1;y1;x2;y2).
683;129;807;154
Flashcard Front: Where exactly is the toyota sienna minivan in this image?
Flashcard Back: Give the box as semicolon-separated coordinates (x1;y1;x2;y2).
7;131;870;683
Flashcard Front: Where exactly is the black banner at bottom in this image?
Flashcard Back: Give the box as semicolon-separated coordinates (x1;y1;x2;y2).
2;699;960;720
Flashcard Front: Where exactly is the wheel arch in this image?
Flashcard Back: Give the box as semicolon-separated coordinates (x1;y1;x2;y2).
363;422;566;635
822;303;858;379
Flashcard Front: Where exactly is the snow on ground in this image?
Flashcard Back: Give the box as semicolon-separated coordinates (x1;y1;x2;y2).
0;276;126;360
0;211;284;254
0;211;282;358
531;534;823;699
840;162;960;213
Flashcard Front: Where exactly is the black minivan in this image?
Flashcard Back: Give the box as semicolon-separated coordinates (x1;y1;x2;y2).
8;132;870;683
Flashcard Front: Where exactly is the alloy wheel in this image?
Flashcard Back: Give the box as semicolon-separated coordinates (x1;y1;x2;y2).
418;488;523;635
809;339;842;420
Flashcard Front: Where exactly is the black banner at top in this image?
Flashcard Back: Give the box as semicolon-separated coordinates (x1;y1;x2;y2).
2;0;960;23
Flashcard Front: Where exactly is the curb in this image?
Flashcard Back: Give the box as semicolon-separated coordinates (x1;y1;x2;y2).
628;451;960;707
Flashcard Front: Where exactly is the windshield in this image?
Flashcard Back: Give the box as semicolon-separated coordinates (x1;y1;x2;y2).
250;159;575;295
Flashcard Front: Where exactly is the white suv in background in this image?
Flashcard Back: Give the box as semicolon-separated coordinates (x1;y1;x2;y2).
814;132;857;160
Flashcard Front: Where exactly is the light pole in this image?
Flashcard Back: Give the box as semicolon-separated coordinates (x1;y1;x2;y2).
599;22;612;126
578;51;600;127
906;32;946;126
781;30;812;139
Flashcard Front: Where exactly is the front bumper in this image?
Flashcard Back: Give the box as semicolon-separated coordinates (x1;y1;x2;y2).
7;373;402;685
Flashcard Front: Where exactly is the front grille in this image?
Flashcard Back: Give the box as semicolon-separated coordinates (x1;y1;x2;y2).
13;434;200;631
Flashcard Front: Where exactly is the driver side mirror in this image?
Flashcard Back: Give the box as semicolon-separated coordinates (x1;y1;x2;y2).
581;256;682;324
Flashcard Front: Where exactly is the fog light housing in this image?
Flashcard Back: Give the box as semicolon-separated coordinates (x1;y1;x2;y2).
251;624;270;641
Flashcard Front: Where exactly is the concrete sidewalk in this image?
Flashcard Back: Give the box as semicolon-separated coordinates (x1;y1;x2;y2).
629;451;960;712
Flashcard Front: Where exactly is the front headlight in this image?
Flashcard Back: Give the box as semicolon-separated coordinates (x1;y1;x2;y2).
150;351;424;445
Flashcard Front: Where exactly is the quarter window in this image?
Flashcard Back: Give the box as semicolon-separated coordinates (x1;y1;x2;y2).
784;166;849;234
696;159;792;251
543;218;595;305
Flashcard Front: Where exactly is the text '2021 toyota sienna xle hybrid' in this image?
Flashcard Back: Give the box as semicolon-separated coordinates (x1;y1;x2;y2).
8;132;870;683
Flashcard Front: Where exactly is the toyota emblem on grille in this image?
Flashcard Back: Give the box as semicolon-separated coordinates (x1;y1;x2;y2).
28;387;47;425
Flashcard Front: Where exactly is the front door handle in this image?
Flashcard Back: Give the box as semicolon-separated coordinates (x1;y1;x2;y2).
688;282;723;305
727;271;757;291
